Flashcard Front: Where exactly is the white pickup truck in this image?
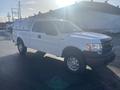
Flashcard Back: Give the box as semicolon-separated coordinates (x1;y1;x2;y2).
12;19;115;73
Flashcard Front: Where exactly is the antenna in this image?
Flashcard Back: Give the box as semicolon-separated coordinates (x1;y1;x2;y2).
11;0;22;21
7;12;11;22
11;8;14;21
18;0;22;19
11;8;18;22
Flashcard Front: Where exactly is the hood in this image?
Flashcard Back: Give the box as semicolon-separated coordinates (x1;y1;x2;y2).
70;32;112;40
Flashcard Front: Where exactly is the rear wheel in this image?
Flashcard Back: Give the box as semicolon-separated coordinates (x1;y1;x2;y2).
17;39;27;55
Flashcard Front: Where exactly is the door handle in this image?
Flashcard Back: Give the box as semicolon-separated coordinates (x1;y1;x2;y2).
38;35;41;39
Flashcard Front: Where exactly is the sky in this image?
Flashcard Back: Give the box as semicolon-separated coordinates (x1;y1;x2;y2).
0;0;120;22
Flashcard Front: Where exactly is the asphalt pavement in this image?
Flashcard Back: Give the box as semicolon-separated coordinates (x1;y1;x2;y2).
0;31;120;90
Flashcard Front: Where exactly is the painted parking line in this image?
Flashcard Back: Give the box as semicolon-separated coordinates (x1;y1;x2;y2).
108;66;120;77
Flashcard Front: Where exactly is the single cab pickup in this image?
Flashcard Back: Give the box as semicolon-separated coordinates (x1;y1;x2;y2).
12;19;115;73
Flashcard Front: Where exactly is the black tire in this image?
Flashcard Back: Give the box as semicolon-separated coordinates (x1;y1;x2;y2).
17;39;27;56
63;50;86;73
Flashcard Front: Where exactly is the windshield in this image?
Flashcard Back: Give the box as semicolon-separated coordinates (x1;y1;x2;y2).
54;21;82;33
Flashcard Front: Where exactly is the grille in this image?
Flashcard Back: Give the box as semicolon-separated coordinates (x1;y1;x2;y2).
101;39;112;54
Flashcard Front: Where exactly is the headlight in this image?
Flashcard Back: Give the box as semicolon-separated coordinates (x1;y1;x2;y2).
85;43;102;54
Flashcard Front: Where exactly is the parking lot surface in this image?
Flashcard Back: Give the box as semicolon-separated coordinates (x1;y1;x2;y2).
0;31;120;90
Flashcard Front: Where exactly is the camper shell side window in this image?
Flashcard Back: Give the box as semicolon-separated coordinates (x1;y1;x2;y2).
32;21;58;36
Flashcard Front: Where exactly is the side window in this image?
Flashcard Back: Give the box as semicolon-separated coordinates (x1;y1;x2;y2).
44;22;58;36
32;22;44;33
32;21;58;36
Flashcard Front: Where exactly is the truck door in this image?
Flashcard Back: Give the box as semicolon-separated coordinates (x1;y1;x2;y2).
31;21;61;56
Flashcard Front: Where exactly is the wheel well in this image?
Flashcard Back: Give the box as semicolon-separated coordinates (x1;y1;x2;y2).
17;37;23;44
62;46;82;57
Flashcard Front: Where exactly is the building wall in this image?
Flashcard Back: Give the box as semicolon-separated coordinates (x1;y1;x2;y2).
44;10;120;33
40;2;120;33
0;23;6;30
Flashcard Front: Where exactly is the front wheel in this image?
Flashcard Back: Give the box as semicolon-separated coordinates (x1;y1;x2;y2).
17;40;27;56
64;52;86;73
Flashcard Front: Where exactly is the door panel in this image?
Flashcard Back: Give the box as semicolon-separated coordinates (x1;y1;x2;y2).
29;32;46;51
41;34;61;55
30;21;62;56
19;31;31;47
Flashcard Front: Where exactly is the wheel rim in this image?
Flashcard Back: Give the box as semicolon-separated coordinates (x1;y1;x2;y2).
18;43;23;52
66;57;80;72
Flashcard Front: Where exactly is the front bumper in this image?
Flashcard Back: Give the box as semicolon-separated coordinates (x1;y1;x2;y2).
83;51;115;67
